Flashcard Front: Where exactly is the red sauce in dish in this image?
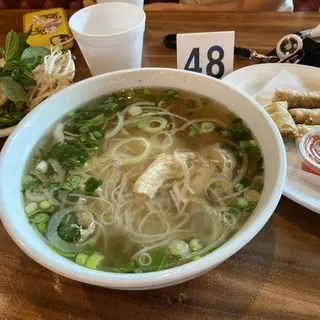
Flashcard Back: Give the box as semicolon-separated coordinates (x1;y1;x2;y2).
301;134;320;175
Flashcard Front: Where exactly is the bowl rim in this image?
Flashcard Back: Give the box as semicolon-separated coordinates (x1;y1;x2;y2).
0;68;287;289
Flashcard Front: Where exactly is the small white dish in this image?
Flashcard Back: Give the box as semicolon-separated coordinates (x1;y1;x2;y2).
0;68;286;290
223;63;320;214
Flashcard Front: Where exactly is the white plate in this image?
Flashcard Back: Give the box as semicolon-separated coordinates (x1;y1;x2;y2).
0;59;75;138
223;63;320;214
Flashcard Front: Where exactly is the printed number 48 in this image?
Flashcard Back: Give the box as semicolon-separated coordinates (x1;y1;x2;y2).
184;46;225;79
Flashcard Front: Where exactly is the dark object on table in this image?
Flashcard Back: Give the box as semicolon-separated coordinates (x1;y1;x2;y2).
163;31;320;68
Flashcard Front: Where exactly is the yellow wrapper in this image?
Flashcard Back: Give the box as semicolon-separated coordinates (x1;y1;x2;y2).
23;8;73;50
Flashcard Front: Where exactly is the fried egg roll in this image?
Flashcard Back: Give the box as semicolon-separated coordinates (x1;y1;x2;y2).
273;89;320;109
264;101;297;139
289;108;320;125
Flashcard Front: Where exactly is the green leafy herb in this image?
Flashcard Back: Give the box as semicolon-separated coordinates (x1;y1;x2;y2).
4;30;19;62
58;212;81;243
50;143;88;171
0;77;28;103
20;46;50;70
59;175;82;192
188;127;196;137
162;89;179;101
119;261;136;273
253;157;264;177
18;26;33;56
229;119;252;143
84;177;102;194
97;96;118;113
228;207;239;215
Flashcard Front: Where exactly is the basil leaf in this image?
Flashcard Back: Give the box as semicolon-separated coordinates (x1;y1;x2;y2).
21;46;50;70
0;77;28;103
5;30;19;61
12;73;36;86
18;26;33;56
5;57;33;76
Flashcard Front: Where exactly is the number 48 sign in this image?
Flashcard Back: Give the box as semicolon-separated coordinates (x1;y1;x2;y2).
177;31;235;79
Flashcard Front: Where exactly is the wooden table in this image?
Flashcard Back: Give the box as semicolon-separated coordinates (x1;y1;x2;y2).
0;10;319;320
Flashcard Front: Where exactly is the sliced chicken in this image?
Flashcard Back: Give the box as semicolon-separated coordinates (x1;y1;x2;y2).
76;211;96;242
133;153;184;199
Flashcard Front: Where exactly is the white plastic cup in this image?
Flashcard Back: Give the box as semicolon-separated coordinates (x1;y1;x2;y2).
96;0;144;9
69;3;146;76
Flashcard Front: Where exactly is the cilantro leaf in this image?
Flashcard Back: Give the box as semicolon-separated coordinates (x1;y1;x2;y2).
58;212;81;243
59;176;82;192
84;177;102;194
50;143;88;171
97;96;119;113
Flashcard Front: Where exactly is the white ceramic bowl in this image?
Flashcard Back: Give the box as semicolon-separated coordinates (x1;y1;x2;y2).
0;68;286;290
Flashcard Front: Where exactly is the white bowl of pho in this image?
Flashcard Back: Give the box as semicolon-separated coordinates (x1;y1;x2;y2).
0;68;286;290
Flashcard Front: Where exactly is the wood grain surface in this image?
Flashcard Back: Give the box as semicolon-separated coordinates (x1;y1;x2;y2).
0;10;319;320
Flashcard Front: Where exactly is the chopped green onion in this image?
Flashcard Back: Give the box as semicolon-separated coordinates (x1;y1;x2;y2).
143;87;151;95
235;178;251;191
85;252;105;269
67;111;74;117
136;121;147;129
83;161;90;169
50;246;77;258
201;122;215;134
239;139;258;149
236;197;249;209
83;244;96;255
138;252;152;267
76;253;89;266
33;213;49;224
128;106;142;116
244;202;258;216
37;221;47;233
93;131;103;139
189;238;203;251
25;202;38;214
244;189;261;202
26;209;41;218
22;175;34;188
169;239;190;256
188;127;196;137
192;255;201;261
221;130;231;137
134;268;143;273
39;200;52;211
228;207;239;216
